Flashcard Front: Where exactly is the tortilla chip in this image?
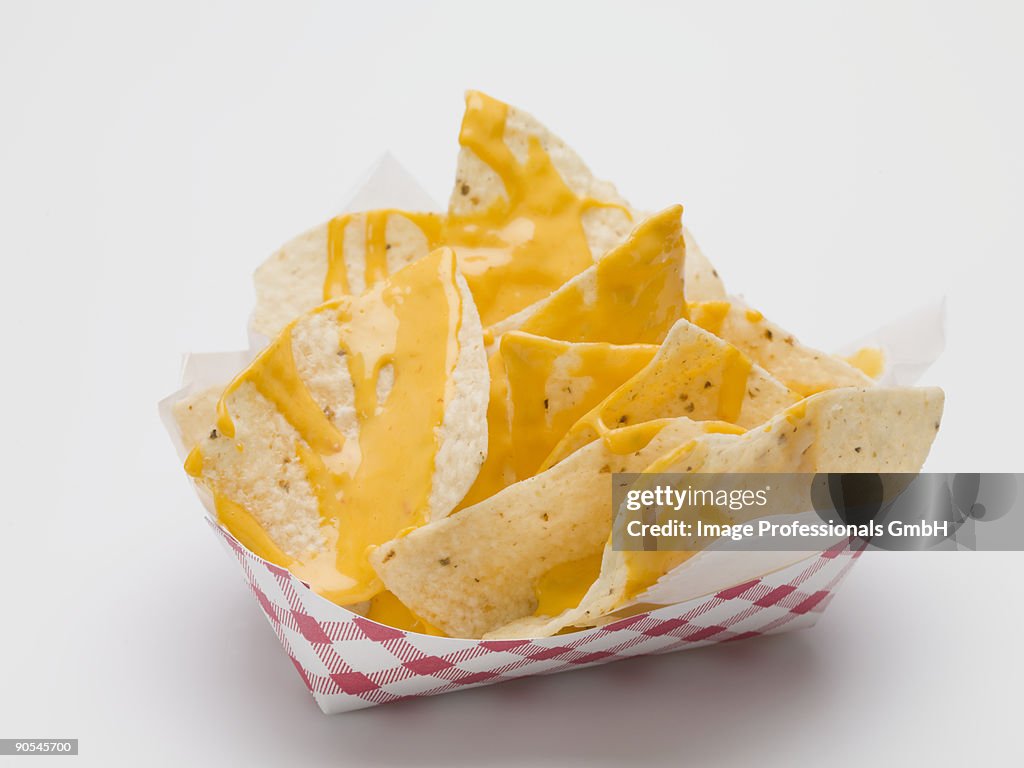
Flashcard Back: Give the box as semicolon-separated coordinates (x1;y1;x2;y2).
492;205;688;343
454;351;516;509
688;300;874;396
457;206;687;508
371;417;728;638
173;384;222;450
449;90;635;325
251;212;441;338
252;91;641;336
683;228;726;301
542;318;798;471
177;248;488;605
501;332;658;480
494;386;944;638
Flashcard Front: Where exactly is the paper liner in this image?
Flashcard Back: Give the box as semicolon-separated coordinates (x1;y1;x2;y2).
161;156;944;713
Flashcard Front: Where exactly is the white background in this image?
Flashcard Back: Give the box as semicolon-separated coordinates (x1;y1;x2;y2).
1;1;1022;765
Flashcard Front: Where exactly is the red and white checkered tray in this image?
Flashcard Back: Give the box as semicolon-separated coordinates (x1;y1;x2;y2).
212;521;864;714
159;160;943;715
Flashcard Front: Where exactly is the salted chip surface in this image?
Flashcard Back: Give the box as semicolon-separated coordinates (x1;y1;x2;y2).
494;386;945;639
688;300;874;396
177;248;488;605
541;318;798;471
371;417;734;638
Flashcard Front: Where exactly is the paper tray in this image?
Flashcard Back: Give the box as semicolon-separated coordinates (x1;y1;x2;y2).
212;521;863;713
161;156;941;713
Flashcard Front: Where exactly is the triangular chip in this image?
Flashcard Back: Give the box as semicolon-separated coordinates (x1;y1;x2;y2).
683;228;726;301
501;332;657;480
492;386;944;638
448;90;635;324
492;205;688;343
371;417;736;638
252;211;442;338
688;300;874;396
177;248;488;605
457;206;687;508
542;318;798;470
251;91;639;336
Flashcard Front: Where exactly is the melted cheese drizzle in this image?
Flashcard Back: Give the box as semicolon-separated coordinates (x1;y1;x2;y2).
457;207;687;507
516;206;687;345
325;212;444;297
530;419;744;618
688;300;731;337
533;553;604;617
322;92;630;328
617;440;722;600
501;334;658;480
530;419;672;618
185;94;713;634
367;590;446;636
187;249;462;607
539;345;753;473
845;346;885;379
456;351;514;510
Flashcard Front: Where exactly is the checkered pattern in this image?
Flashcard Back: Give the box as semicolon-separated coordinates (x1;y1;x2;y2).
211;521;864;714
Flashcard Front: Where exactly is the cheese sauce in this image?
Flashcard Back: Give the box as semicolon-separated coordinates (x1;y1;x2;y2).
845;346;885;379
321;92;632;328
501;334;658;480
530;421;744;618
188;249;463;606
